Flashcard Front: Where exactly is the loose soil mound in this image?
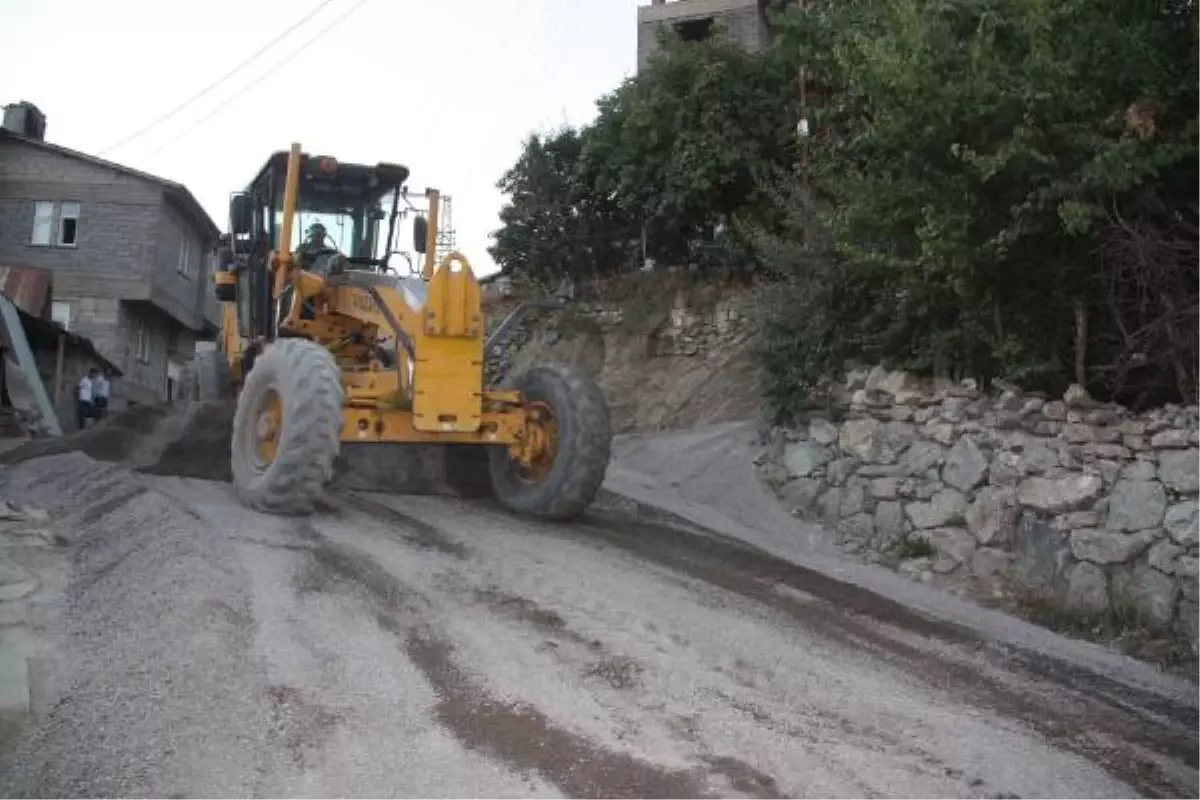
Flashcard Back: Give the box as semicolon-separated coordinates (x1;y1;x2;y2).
0;402;236;483
0;406;172;466
137;401;236;482
0;401;494;496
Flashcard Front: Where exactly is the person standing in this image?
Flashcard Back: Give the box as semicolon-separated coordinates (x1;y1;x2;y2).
92;369;111;420
76;368;97;430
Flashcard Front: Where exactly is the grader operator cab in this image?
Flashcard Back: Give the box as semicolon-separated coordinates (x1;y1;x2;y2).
194;142;611;520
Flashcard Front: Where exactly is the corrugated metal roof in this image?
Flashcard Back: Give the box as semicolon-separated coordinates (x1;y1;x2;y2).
0;264;52;318
0;264;122;376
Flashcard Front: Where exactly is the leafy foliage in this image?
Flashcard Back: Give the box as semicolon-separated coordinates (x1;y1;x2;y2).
756;0;1198;417
579;31;799;264
490;0;1197;419
490;31;798;279
489;128;636;288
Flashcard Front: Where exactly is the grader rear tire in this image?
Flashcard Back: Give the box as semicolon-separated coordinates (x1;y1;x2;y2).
230;338;344;515
487;363;611;522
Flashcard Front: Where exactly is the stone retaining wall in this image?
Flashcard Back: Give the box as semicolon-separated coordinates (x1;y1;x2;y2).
759;366;1199;660
483;285;753;383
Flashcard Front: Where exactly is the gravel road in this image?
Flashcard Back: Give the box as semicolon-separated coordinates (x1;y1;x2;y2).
0;448;1195;798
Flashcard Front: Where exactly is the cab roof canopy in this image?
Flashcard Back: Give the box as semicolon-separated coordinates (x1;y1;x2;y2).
250;150;410;213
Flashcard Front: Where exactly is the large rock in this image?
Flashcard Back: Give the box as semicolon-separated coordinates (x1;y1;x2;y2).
778;478;823;513
1017;474;1104;514
1112;563;1178;631
839;418;912;464
783;440;829;478
906;489;967;529
1013;512;1070;590
839;482;866;518
1069;528;1157;565
873;501;906;548
869;478;900;500
1146;539;1184;574
1120;460;1158;482
1107;479;1167;531
879;421;917;461
837;513;875;548
839;418;881;462
924;423;957;446
1019;439;1061;475
1150;429;1192;449
1158;449;1199;493
808;417;839;445
903;440;945;476
1179;599;1199;658
925;527;976;572
1164;501;1198;546
942;436;989;493
1063;562;1110;616
965;487;1019;547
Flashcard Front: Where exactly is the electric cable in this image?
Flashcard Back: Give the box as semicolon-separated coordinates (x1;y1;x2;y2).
99;0;339;155
138;0;371;161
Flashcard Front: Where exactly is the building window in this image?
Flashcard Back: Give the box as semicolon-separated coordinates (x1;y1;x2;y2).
58;202;80;246
135;320;151;363
178;237;192;276
30;201;81;247
31;201;54;246
51;300;73;330
675;17;714;41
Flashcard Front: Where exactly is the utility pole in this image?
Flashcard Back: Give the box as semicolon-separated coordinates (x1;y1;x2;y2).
797;0;812;248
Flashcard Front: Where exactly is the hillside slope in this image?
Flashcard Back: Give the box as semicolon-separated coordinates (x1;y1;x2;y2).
495;280;764;434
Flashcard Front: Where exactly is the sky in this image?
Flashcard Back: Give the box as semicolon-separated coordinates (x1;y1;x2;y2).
0;0;648;277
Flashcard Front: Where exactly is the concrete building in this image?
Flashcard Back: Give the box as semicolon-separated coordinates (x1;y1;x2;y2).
637;0;770;70
0;101;222;408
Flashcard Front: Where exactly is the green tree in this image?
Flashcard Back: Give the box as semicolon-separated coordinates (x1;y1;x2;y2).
757;0;1197;414
489;128;636;286
580;31;800;264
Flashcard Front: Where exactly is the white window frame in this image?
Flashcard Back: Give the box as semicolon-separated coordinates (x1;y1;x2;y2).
178;236;192;277
50;300;73;330
30;201;54;246
57;202;80;247
30;201;82;247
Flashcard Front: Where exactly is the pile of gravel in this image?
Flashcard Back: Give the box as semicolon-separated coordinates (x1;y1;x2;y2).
0;452;280;797
0;401;237;483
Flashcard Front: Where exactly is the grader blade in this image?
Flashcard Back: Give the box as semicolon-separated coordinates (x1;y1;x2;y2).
330;442;495;498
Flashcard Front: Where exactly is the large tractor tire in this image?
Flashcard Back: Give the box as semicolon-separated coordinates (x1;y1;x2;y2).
487;363;611;522
196;349;233;401
230;338;344;515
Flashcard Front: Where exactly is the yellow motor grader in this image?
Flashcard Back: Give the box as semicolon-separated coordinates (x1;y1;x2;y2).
194;142;610;520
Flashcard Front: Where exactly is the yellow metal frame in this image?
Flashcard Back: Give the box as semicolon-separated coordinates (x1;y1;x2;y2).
211;141;548;468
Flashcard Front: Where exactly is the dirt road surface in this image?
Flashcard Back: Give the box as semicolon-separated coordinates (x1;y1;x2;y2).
0;410;1196;798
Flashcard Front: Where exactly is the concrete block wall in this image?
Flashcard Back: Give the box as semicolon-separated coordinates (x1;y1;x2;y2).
637;0;768;69
50;296;174;407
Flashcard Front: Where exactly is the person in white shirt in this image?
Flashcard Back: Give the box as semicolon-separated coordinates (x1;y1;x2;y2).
92;370;111;420
76;368;97;429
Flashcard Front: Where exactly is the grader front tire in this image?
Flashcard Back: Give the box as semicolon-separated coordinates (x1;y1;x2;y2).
488;363;612;522
230;338;344;515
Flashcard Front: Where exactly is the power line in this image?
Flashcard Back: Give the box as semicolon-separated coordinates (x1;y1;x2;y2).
137;0;371;162
99;0;338;156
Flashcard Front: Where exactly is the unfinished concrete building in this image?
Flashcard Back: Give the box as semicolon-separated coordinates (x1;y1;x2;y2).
637;0;770;70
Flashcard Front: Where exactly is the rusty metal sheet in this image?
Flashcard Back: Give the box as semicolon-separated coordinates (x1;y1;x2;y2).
0;264;52;318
